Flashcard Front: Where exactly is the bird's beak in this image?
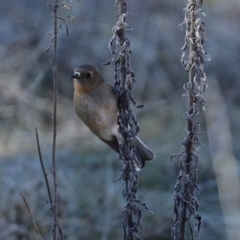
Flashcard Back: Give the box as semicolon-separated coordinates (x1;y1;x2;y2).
71;72;81;79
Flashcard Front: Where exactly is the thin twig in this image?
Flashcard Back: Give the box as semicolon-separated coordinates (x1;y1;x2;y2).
35;128;64;240
20;193;42;240
52;1;59;239
45;0;55;12
57;16;69;36
35;128;53;208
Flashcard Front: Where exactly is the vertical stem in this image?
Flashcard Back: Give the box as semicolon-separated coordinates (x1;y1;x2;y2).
118;0;131;235
180;7;196;240
172;1;207;239
180;208;186;240
107;1;146;238
118;0;126;88
186;9;195;175
52;1;58;239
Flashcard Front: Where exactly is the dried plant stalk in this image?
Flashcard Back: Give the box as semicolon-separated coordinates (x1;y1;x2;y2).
21;194;42;240
51;1;59;239
36;1;75;239
105;1;150;239
35;129;64;240
171;1;209;240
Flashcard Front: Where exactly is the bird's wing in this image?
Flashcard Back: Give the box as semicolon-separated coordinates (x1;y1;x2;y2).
100;135;120;153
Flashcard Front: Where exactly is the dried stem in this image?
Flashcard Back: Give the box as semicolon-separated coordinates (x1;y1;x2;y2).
35;128;64;240
39;0;74;239
186;9;196;176
180;10;197;239
52;1;59;239
171;0;209;239
105;0;150;239
21;194;42;240
35;128;53;209
118;0;127;89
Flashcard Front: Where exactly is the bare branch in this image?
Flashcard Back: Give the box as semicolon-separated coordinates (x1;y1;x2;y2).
51;1;59;239
35;128;53;209
57;16;69;36
21;194;42;240
46;37;54;53
35;128;64;240
45;0;55;11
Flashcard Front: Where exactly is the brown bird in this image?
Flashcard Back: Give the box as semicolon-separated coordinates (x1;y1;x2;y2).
72;64;155;170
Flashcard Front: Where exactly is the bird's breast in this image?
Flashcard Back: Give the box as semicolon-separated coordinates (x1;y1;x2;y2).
74;89;120;141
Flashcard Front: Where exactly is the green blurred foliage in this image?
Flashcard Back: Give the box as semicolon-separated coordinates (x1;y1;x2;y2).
0;0;240;239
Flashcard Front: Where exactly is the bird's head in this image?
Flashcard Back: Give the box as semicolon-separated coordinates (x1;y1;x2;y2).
71;65;104;89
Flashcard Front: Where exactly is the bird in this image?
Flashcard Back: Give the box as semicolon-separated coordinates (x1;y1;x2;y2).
72;64;155;170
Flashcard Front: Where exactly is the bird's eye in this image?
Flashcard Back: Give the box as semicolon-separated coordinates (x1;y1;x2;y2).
86;72;92;78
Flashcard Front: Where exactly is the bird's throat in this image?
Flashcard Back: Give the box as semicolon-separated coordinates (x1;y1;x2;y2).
73;80;93;94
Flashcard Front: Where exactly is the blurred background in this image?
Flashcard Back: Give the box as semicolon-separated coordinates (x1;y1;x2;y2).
0;0;240;239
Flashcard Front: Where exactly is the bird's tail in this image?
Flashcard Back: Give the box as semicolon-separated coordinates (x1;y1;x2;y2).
101;136;155;171
134;137;155;170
